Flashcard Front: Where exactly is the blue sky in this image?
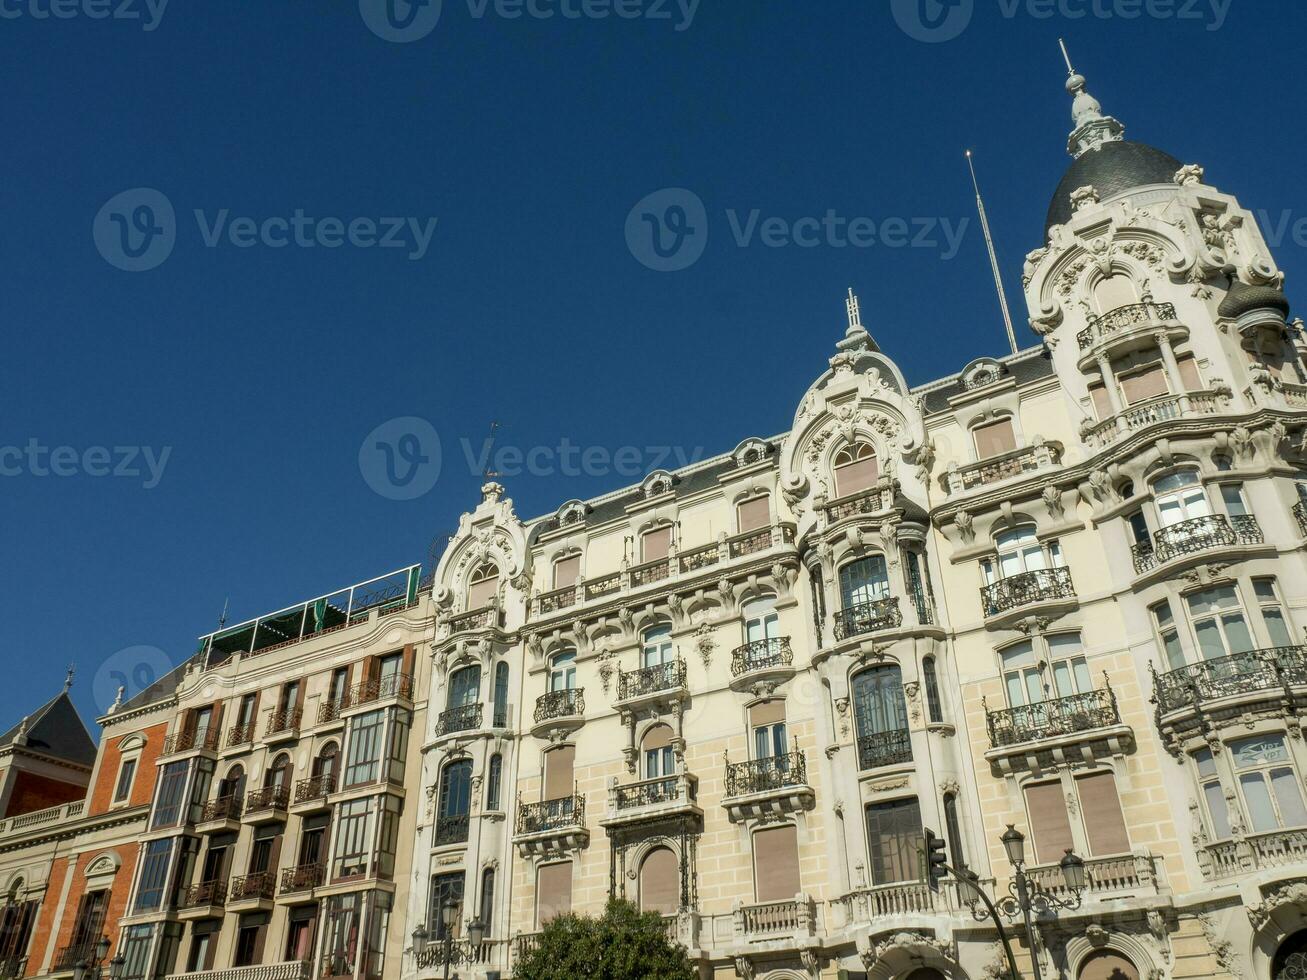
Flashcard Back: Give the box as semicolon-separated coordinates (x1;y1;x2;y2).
1;0;1301;730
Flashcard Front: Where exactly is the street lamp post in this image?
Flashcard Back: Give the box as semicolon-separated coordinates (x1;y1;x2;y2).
72;937;124;980
968;825;1087;980
410;903;485;980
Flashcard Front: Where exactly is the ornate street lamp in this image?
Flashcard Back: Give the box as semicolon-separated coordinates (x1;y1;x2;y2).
73;938;121;980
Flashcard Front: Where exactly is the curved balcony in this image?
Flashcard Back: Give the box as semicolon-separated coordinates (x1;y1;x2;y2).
980;566;1077;629
722;751;813;823
946;442;1062;496
615;660;687;711
1202;827;1307;881
821;486;892;525
513;793;588;856
530;689;584;740
832;596;902;643
729;637;795;693
1131;514;1263;575
856;728;912;771
447;604;501;636
436;702;483;738
1075;300;1184;360
984;687;1132;775
1082;389;1229;450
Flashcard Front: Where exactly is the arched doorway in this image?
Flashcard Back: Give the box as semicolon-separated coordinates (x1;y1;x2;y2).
1274;930;1307;980
1078;949;1140;980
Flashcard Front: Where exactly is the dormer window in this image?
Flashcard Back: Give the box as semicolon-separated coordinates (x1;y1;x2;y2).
832;444;878;497
467;563;499;609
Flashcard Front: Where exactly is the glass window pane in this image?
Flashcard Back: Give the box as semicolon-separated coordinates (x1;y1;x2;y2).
1232;735;1288;769
1162;630;1186;670
1024;670;1043;706
1072;658;1092;694
1005;673;1026;707
1221;614;1254;654
1240;772;1279;833
1153;602;1174;628
1272;768;1307;828
1194;620;1227;660
1221;484;1248;516
1194;748;1217;778
1203;780;1232;839
1052;662;1073;699
1265;610;1294;648
1254;579;1280;602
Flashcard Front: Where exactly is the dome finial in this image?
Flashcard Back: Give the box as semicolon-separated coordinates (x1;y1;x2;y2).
1059;39;1125;159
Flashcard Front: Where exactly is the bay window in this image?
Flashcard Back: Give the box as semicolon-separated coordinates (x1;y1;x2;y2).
1231;734;1307;833
343;710;384;787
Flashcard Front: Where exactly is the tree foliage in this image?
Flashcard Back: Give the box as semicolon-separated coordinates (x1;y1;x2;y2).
513;900;697;980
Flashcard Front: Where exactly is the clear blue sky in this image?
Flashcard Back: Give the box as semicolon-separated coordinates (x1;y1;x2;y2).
2;0;1302;730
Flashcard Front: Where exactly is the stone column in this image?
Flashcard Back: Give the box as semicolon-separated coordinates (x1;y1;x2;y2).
1095;353;1126;433
1154;330;1190;412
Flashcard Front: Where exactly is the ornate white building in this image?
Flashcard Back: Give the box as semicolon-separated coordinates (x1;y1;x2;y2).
407;60;1307;980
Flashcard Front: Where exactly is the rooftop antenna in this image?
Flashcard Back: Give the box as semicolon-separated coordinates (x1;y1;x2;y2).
483;420;502;481
965;150;1019;357
217;596;229;630
64;664;75;692
1058;37;1075;76
846;287;863;332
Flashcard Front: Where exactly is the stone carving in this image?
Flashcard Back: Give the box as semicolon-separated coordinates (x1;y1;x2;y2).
955;510;975;542
1175;164;1205;186
694;623;716;670
1042;484;1065;517
1248;878;1307;928
1070;185;1100;212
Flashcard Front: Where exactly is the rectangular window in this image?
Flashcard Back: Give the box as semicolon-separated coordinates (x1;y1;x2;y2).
232;914;268;968
864;797;922;885
535;863;572;929
1047;633;1091;699
375;796;402;881
1088;382;1114;421
1254;578;1295;648
386;710;411;785
151;761;190;829
284;907;318;964
737;496;771;532
1186;586;1254;660
1075;772;1131;856
1232;735;1307;832
1001;641;1043;708
839;556;890;608
343;710;384;787
135;839;175;913
323;894;361;979
1220;483;1249;517
973;418;1017;459
329;668;349;707
486;755;503;811
1195;748;1231;839
753;824;801;902
543;746;575;801
1024;781;1075;866
1177;354;1203;391
553;555;580;589
68;890;110;953
114;758;138;804
118;926;155;980
1152;601;1186;670
429;872;465;939
1120;362;1169;404
641;526;673;562
333;799;374;880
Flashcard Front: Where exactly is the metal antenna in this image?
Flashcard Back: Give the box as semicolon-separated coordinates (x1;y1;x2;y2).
217;596;229;629
483;420;502;480
966;150;1019;356
1058;37;1075;75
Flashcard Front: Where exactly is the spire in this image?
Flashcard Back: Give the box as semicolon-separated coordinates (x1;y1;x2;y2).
1060;39;1125;159
64;664;74;693
837;288;878;354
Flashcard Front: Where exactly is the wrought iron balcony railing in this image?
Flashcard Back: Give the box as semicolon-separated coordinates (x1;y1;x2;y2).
1153;645;1307;713
279;863;325;895
533;688;584;723
1296;500;1307;537
229;871;276;902
1132;514;1262;572
434;813;470;846
343;673;414;709
162;727;221;756
318;698;344;725
293;773;335;804
265;707;302;739
198;794;242;824
516;794;585;835
822;487;890;523
980;566;1075;617
614;775;688;811
227;723;255;749
832;596;902;641
448;605;500;634
730;638;793;676
1076;300;1179;350
724;751;806;797
985;688;1120;748
856;728;912;771
54;942;105;972
178;880;227;910
437;702;483;737
243;785;290;815
617;660;686;701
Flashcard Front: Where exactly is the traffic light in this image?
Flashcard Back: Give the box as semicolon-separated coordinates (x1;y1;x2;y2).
923;828;948;892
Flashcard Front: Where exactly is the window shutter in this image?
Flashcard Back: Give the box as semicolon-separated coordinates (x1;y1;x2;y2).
640;725;673;752
1120;364;1169;404
834;454;878;497
1177;355;1203;391
973;419;1017;459
542;746;575;801
752;825;801;902
642;527;673;561
748;701;786;728
737;496;771;532
638;848;680;914
553;556;580;588
467;576;497;610
1088;383;1114;421
535;862;572;927
1076;772;1131;856
1024;781;1075;865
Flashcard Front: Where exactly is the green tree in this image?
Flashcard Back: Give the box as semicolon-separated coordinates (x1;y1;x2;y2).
513;899;697;980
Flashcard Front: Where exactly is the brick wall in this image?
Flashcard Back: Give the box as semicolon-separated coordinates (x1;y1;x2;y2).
36;846;140;977
5;772;86;818
88;722;167;816
23;856;68;978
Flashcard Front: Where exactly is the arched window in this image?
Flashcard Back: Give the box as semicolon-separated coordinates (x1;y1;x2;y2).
833;443;878;498
1093;274;1138;314
313;743;339;790
1078;950;1140;980
972;416;1017;460
851;665;911;770
1151;469;1209;528
942;791;965;870
549;651;576;692
479;867;496;938
638;847;679;915
641;725;675;779
218;764;246;801
447;665;481;709
436;759;473;845
922;657;943;724
641;626;673;669
839;556;890;609
485;754;502;811
492;662;510;727
467;562;499;610
982;525;1061;585
266;754;291;790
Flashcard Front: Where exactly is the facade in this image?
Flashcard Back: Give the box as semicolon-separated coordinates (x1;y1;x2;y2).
406;65;1307;980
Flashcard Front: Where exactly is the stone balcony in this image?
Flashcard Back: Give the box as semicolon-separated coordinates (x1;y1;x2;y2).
169;962;310;980
513;793;588;856
446;603;502;636
599;771;701;832
1027;851;1162;901
984;686;1132;776
731;894;817;944
945;441;1062;496
1075;300;1185;363
980;566;1077;630
1131;513;1264;576
820;486;893;526
1202;827;1307;881
721;751;814;822
614;659;688;712
729;637;796;694
530;689;584;740
1081;388;1229;451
